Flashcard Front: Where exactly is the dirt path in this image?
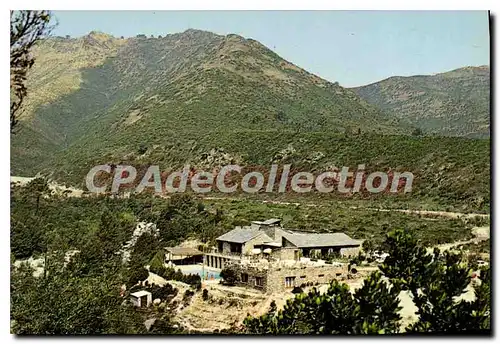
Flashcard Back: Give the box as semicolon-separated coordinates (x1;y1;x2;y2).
431;225;490;253
352;207;489;220
204;196;490;220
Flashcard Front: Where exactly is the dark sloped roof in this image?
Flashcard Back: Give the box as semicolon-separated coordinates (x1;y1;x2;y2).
216;227;272;243
282;232;360;248
263;218;281;225
251;218;281;225
165;247;203;256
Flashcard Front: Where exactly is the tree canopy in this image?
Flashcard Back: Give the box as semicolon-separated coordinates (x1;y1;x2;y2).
10;10;53;132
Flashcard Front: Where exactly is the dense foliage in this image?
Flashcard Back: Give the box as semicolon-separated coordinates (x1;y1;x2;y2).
10;183;218;334
220;265;239;286
243;229;490;334
380;229;490;332
12;29;404;175
10;183;225;261
11;180;490;334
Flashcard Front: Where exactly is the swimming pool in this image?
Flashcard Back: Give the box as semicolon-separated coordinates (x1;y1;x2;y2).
178;265;221;280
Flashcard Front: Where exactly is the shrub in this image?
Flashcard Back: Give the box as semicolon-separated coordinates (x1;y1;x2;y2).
149;250;166;276
150;283;178;301
183;290;194;302
153;265;201;289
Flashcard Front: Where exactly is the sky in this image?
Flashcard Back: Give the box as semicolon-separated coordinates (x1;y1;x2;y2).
51;10;490;87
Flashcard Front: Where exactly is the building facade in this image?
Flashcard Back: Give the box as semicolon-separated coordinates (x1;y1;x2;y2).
222;260;348;294
203;218;360;292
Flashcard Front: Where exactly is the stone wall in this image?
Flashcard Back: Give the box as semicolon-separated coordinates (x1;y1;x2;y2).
235;263;348;294
237;265;269;292
266;264;347;294
221;242;234;254
340;246;360;257
278;247;299;260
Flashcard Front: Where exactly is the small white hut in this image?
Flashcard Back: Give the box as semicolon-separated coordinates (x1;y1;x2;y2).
130;290;152;308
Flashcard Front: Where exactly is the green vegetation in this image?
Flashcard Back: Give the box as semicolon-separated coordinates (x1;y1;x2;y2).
243;229;490;334
12;29;405;177
11;179;136;260
10;183;214;334
466;239;491;262
204;198;477;247
220;265;239;286
202;289;209;301
10;182;224;259
11;30;489;214
10;179;489;334
11;262;147;334
51;131;490;213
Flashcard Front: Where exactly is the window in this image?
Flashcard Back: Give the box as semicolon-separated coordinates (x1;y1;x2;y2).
318;274;324;278
285;276;296;288
255;277;263;287
241;273;248;283
300;275;306;279
230;243;242;253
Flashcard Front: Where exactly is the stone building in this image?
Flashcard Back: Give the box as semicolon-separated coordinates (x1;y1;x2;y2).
204;218;361;270
203;218;360;292
223;259;348;294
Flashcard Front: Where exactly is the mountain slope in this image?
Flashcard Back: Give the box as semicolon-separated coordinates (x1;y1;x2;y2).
10;30;490;212
12;29;406;176
351;66;490;138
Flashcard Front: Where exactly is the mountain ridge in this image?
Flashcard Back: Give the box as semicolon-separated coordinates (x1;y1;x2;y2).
12;28;407;176
358;65;489;88
351;65;490;138
9;29;490;212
